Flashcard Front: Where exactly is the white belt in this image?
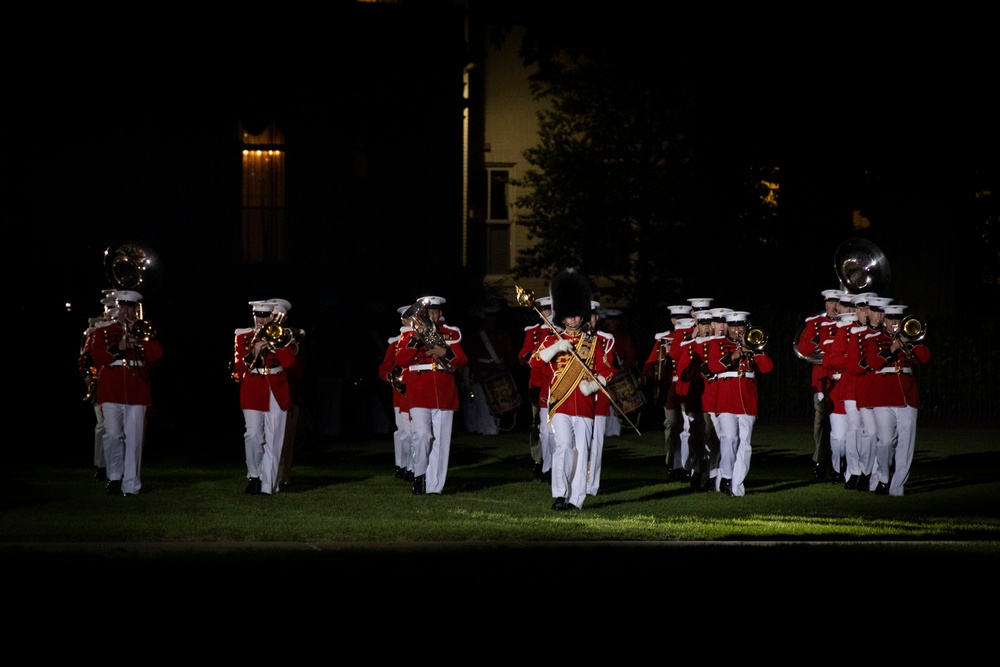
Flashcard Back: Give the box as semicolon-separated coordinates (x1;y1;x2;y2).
409;364;437;371
877;367;912;375
716;371;755;379
832;373;842;380
251;367;284;375
110;360;144;367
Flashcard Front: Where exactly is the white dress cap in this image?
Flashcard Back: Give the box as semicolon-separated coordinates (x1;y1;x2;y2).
268;298;292;315
668;304;692;315
883;304;907;316
115;290;143;303
687;297;713;309
418;296;446;307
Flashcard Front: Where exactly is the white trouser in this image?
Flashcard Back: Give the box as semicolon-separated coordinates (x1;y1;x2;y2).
859;407;879;482
243;389;288;495
843;400;863;477
874;405;918;496
588;415;607;496
717;412;756;497
393;407;413;470
409;407;454;494
93;403;106;468
539;407;553;473
550;413;593;508
102;402;147;495
606;412;621;437
830;412;847;476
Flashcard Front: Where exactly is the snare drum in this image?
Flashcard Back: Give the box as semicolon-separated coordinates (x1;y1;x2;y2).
481;372;523;416
607;370;645;416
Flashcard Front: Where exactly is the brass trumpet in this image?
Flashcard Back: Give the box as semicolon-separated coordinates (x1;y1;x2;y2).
741;327;768;353
894;315;927;358
248;313;292;368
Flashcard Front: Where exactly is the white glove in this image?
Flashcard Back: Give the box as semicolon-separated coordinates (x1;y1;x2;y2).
580;380;600;396
816;392;825;402
539;338;574;362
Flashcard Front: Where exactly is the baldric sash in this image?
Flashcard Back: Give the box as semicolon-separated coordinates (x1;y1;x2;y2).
547;334;597;420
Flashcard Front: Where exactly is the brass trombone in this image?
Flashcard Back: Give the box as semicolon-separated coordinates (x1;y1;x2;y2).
894;315;927;359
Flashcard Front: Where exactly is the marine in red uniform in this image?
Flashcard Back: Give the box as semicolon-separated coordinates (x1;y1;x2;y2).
233;299;296;496
796;289;841;480
588;302;617;496
530;269;614;511
518;295;554;479
642;304;692;478
394;296;468;495
674;310;715;488
863;303;930;496
706;311;774;497
379;306;413;481
85;290;163;496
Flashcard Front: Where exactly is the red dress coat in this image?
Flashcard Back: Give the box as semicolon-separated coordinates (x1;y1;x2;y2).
706;337;774;416
642;331;675;409
86;321;163;406
593;332;616;417
233;327;296;412
379;330;408;412
530;330;615;419
394;324;468;411
863;331;930;409
520;323;554;392
796;313;837;395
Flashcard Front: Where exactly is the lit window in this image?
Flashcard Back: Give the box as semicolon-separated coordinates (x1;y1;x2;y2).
241;121;285;263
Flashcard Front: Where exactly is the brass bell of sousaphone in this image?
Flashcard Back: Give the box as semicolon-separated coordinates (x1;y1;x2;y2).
834;238;891;294
104;241;163;293
104;239;162;327
793;238;892;365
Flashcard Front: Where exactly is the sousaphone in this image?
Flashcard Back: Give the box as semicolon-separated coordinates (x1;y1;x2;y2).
833;238;890;294
792;238;891;364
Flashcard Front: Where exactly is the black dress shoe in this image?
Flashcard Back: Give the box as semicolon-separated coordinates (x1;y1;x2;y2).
245;477;261;495
844;475;859;490
551;497;566;510
857;474;871;492
94;467;108;482
532;461;543;479
689;471;702;490
719;478;732;496
412;474;426;495
404;470;415;482
813;462;825;480
564;502;581;510
105;479;121;495
874;481;889;495
541;470;552;483
394;466;405;479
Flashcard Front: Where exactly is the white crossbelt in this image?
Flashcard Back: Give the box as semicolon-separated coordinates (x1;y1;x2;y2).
409;364;437;371
877;367;913;374
251;367;284;375
716;371;755;379
110;360;144;367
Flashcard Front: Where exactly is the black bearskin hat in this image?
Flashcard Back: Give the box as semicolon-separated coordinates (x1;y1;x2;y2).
550;268;592;323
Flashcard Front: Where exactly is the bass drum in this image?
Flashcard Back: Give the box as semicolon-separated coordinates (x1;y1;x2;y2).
481;372;523;416
607;370;645;417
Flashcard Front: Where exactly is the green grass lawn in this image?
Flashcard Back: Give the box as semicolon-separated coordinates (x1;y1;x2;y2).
5;419;998;543
5;418;997;614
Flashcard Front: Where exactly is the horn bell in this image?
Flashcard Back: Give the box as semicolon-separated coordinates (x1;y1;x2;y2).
834;238;890;294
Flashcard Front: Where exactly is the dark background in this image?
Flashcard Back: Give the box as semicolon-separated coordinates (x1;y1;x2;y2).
9;4;998;460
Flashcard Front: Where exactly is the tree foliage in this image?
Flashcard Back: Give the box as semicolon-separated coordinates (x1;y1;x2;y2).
507;20;774;312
